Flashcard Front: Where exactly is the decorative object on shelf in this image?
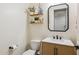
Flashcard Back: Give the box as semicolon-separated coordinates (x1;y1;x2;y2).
28;3;43;16
27;3;43;24
28;6;35;16
38;3;43;15
30;16;43;24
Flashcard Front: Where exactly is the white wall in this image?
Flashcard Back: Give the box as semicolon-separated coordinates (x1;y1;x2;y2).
28;3;78;46
0;3;28;55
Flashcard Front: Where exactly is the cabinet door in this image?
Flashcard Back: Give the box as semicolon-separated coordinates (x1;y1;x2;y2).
40;42;55;55
56;45;76;55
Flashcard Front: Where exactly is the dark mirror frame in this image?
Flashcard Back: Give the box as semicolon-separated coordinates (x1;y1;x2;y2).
48;3;69;32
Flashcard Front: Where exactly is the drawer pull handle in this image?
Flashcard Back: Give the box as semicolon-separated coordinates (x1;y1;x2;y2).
54;48;55;55
54;48;58;55
55;48;58;55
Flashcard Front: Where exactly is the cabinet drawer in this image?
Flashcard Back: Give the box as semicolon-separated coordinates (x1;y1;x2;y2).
40;42;55;55
55;45;76;55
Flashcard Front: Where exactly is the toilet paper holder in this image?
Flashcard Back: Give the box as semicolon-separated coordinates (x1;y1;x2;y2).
9;45;17;50
8;45;17;55
9;46;14;49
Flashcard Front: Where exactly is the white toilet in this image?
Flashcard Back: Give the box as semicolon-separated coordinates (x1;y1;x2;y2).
23;40;41;55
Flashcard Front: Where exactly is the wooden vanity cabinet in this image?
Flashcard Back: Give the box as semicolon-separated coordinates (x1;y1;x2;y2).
40;42;76;55
40;42;55;55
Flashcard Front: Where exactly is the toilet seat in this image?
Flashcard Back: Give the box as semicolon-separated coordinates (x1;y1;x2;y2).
23;49;36;55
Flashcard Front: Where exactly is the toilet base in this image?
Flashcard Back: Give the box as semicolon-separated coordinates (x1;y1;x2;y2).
23;49;36;55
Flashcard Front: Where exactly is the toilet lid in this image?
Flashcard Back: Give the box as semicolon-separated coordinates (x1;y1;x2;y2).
23;49;36;55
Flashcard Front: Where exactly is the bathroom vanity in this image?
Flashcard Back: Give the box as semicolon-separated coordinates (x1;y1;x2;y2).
40;37;76;55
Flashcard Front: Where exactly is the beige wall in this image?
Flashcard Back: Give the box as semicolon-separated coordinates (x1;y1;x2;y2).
28;3;78;46
77;4;79;45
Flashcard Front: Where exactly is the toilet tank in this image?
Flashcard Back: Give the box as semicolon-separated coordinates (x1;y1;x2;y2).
31;40;41;50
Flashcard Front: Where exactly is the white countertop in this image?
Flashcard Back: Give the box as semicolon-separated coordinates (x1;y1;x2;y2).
42;37;74;46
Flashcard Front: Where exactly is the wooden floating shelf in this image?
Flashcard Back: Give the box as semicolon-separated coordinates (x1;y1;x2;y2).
30;21;43;24
30;22;43;24
30;13;43;16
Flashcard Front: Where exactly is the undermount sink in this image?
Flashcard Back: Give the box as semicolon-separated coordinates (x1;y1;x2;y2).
42;37;74;46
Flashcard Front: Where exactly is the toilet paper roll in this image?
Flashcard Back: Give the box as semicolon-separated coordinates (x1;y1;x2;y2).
13;45;17;50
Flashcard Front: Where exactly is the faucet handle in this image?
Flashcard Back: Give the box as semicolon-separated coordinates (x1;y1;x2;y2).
53;36;55;39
